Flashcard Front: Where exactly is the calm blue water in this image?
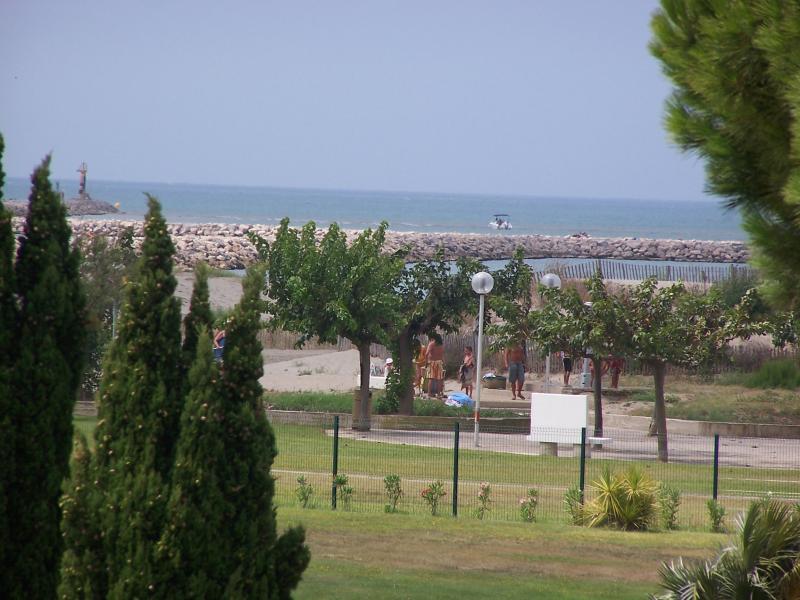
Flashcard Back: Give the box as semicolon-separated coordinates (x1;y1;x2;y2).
4;177;745;241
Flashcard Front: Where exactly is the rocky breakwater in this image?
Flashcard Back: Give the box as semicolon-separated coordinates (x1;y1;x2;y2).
11;219;749;269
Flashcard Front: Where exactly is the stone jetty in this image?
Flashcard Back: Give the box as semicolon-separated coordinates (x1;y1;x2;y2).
10;218;749;269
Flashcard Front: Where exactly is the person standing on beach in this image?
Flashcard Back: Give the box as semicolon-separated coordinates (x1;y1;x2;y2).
414;342;427;395
459;346;475;397
425;336;445;398
609;357;624;389
504;342;526;400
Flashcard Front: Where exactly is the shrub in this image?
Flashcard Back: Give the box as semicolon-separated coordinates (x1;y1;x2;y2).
746;359;800;390
658;483;681;530
564;486;585;525
476;482;492;520
295;475;314;508
519;488;539;523
707;498;726;533
376;368;401;414
585;467;658;531
334;474;353;510
421;480;446;516
384;474;402;513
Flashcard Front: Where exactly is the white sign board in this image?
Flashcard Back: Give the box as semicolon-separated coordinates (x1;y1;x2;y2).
526;393;588;444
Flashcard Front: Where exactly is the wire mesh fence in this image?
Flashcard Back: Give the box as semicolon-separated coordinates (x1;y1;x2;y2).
268;411;800;530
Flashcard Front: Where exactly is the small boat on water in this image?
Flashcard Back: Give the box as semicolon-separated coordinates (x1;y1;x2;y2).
489;214;512;230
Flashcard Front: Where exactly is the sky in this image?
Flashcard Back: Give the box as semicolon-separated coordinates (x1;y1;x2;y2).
0;0;709;201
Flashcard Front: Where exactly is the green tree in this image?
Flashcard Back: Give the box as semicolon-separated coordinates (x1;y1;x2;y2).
619;278;762;461
525;272;627;438
391;251;482;414
181;261;213;372
651;1;800;310
91;195;183;597
654;499;800;599
5;156;86;598
252;219;404;429
0;132;13;594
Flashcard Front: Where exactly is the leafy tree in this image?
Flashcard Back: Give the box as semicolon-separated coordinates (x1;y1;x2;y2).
654;499;800;599
181;261;213;371
91;195;183;597
525;272;627;438
651;1;800;310
488;248;534;350
619;278;762;461
252;219;404;429
5;156;86;598
391;251;482;414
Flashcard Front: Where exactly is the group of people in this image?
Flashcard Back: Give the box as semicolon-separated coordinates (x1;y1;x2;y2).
561;353;624;389
414;336;447;398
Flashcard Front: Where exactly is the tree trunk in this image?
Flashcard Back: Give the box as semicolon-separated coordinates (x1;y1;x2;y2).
356;342;371;431
397;329;415;415
651;361;669;462
591;355;603;438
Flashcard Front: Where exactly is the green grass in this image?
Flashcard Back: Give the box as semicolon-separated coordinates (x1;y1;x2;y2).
73;415;97;448
744;359;800;390
280;506;722;599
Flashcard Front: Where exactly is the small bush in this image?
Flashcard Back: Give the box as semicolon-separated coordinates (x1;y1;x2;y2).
334;474;353;510
519;488;539;523
658;483;681;530
585;467;657;531
295;475;314;508
476;482;492;520
707;498;726;532
746;359;800;390
564;486;584;525
376;368;402;414
421;480;446;516
384;474;402;513
265;391;353;413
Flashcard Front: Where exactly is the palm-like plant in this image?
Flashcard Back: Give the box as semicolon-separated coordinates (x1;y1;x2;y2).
653;499;800;599
586;466;658;531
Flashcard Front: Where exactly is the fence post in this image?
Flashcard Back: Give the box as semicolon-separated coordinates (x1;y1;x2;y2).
712;434;720;501
332;415;339;509
452;421;460;517
579;427;586;503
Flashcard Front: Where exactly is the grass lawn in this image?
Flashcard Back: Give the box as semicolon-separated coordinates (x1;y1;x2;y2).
280;506;722;599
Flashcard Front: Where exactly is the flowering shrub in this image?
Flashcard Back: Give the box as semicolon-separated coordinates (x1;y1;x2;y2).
421;480;446;516
519;488;539;522
295;475;314;508
333;474;353;510
384;474;403;513
476;482;492;520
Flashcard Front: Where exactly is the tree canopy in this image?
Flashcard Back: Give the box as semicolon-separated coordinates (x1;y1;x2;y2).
651;0;800;310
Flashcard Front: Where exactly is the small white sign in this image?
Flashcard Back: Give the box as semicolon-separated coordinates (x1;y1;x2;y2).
526;393;588;444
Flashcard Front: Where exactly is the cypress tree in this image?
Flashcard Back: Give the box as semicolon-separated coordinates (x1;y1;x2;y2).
0;132;14;594
161;265;309;598
6;155;85;598
92;195;183;597
181;261;212;371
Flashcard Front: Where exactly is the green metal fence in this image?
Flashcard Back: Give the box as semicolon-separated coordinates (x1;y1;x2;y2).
269;412;800;529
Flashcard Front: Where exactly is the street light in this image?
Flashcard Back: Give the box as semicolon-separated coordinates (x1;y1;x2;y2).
471;271;494;447
580;301;593;388
539;273;562;392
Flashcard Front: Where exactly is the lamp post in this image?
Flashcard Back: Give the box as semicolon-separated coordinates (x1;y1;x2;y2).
471;271;494;448
580;301;593;389
539;273;562;392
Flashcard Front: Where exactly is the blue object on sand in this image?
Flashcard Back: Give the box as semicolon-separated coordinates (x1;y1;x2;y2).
447;392;474;407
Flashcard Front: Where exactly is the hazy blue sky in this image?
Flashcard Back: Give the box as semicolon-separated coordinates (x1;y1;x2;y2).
1;1;708;200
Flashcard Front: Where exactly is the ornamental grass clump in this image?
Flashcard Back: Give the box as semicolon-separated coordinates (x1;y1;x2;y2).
421;480;446;516
585;466;658;531
384;474;402;513
564;486;585;525
519;488;539;523
476;482;492;520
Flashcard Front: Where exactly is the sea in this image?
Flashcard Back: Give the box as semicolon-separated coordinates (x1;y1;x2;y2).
4;176;745;242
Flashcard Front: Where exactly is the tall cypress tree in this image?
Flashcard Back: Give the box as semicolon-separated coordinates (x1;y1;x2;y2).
181;261;212;371
6;155;85;598
159;265;309;598
92;195;183;597
0;132;14;595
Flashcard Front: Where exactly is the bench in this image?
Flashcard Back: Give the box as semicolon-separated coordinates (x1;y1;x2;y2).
585;436;612;457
